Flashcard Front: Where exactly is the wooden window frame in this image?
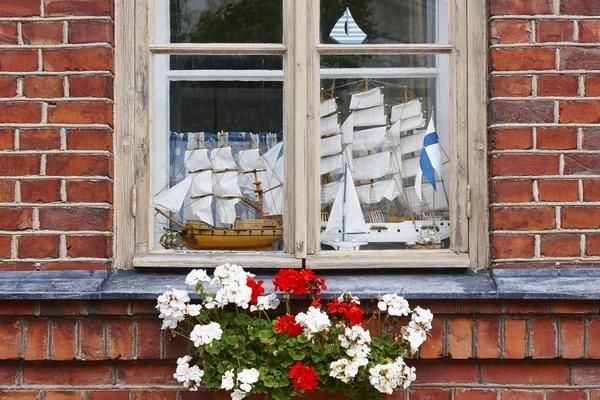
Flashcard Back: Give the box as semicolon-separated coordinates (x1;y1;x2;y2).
113;0;488;270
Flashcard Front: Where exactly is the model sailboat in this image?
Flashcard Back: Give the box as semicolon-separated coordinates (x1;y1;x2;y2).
155;132;283;251
329;7;367;44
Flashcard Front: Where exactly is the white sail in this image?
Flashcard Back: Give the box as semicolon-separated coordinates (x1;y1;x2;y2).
188;195;214;226
320;114;340;137
320;98;337;117
341;114;354;144
352;105;387;127
185;148;211;172
213;171;242;198
238;148;265;172
321;154;343;175
329;7;367;45
390;99;422;124
189;170;213;198
400;156;420;178
356;179;400;204
154;174;194;213
325;166;366;234
263;185;284;216
405;182;448;215
321;134;343;157
353;151;391;182
352;126;387;153
350;88;384;110
211;146;237;171
215;197;240;225
391;130;427;154
389;115;426;135
321;180;341;205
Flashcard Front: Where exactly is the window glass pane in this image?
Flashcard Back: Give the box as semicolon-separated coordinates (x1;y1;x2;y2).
153;60;285;252
159;0;283;43
319;55;450;251
171;55;283;70
320;0;448;44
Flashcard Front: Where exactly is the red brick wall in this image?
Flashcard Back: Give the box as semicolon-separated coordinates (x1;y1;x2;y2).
0;299;598;399
489;0;600;268
0;0;114;272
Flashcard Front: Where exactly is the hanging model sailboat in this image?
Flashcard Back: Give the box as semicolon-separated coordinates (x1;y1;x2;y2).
155;132;283;251
329;7;367;44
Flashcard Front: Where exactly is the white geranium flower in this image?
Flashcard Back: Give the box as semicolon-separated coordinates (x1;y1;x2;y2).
221;369;235;390
412;306;434;330
190;322;223;347
404;322;427;352
186;304;202;316
250;294;280;312
337;291;360;304
173;355;204;391
238;368;259;385
156;288;190;330
203;296;217;309
185;269;211;286
330;358;360;383
231;389;247;400
295;306;331;339
377;294;410;317
212;263;249;285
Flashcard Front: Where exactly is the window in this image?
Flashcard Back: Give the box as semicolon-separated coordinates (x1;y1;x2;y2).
113;0;487;269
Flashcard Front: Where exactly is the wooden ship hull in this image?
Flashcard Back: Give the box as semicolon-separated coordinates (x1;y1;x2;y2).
179;219;283;251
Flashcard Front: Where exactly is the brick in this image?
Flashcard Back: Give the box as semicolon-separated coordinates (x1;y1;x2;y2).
455;389;495;400
20;180;61;203
0;23;17;45
67;235;111;258
565;155;600;175
410;389;450;400
587;235;600;256
45;0;113;16
44;48;113;72
418;317;443;359
47;154;110;176
22;22;63;45
538;180;579;202
0;392;38;400
180;393;211;400
491;235;535;259
560;318;584;359
490;154;559;176
588;320;600;358
0;0;40;17
592;390;600;400
132;391;177;400
562;207;600;229
490;20;531;44
40;261;108;271
46;392;84;400
580;21;600;43
18;235;59;258
561;48;600;70
86;301;128;315
0;50;38;72
39;207;112;231
547;391;585;400
52;320;76;360
560;102;600;124
89;392;130;400
40;300;83;316
0;102;42;123
531;318;556;358
133;300;158;314
507;300;550;313
69;75;113;98
541;234;581;257
448;318;472;359
80;319;104;361
475;319;499;358
411;362;479;384
165;330;189;360
0;262;36;271
490;0;553;15
0;236;10;258
490;75;531;97
0;208;33;230
48;102;113;125
561;0;600;15
0;129;13;150
0;320;20;359
491;207;555;231
136;319;161;360
491;48;555;71
501;391;543;400
69;21;113;44
490;101;554;124
0;180;14;201
117;363;177;385
0;155;40;176
23;77;63;99
19;128;61;150
489;128;533;150
23;364;112;385
572;364;600;385
490;180;533;203
107;320;133;360
67;181;113;203
24;319;48;360
586;76;600;97
0;77;16;98
537;75;578;97
536;20;574;42
553;300;594;313
503;319;526;358
483;362;567;384
67;129;112;151
412;300;457;315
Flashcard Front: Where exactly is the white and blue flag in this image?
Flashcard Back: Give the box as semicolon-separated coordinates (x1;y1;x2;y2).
415;118;443;201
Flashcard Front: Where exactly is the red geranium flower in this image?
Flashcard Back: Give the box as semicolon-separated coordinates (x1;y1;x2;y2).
288;362;319;392
246;277;264;304
310;297;322;308
274;314;303;336
299;269;327;295
273;269;327;296
327;298;363;326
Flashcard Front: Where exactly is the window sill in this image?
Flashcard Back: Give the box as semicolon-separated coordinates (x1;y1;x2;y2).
133;251;302;269
0;269;599;300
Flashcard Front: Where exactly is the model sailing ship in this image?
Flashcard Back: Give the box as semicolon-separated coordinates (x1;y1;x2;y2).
155;132;284;251
320;82;451;250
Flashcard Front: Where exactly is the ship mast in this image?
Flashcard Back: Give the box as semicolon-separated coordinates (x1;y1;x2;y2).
250;135;265;218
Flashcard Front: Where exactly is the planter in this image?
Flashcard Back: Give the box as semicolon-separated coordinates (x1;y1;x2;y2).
212;390;392;399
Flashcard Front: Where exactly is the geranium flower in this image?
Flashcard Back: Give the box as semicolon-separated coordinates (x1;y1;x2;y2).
328;298;363;326
274;314;303;336
310;297;322;308
288;362;319;392
299;269;327;295
246;277;265;304
273;269;326;296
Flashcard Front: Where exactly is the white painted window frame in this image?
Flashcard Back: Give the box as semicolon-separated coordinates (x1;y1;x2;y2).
113;0;488;269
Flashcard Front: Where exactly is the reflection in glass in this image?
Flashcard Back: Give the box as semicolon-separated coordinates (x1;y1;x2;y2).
171;55;283;70
321;0;448;44
320;58;450;251
168;0;282;43
154;80;284;251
